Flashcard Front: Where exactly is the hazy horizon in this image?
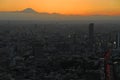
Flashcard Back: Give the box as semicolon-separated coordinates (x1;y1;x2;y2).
0;0;120;15
0;8;120;21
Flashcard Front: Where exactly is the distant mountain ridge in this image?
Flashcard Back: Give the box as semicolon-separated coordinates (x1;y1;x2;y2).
0;8;41;14
0;8;120;21
21;8;38;13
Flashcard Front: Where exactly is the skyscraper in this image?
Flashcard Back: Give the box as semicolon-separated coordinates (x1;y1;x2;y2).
89;23;94;52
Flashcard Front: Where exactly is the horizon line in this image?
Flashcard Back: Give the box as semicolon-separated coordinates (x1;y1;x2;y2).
0;8;120;16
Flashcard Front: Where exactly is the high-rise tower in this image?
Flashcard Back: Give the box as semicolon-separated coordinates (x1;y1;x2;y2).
89;23;94;51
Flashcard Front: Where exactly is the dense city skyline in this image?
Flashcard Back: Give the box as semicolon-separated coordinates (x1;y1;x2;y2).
0;0;120;15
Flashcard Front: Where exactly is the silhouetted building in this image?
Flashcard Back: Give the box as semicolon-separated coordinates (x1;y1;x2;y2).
89;23;94;52
116;32;120;48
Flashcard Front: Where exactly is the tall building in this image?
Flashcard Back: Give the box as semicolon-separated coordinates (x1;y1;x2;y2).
116;32;120;48
89;23;94;52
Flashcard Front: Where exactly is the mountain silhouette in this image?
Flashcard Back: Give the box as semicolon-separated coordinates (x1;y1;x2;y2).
22;8;38;13
0;8;120;21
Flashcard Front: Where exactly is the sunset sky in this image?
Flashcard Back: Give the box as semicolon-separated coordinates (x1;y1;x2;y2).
0;0;120;15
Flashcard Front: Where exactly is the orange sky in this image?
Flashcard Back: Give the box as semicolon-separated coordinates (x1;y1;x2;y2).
0;0;120;15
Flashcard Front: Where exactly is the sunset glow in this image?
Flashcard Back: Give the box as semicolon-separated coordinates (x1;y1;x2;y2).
0;0;120;15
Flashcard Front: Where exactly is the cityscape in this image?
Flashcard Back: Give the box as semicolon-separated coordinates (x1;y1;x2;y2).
0;21;120;80
0;0;120;80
